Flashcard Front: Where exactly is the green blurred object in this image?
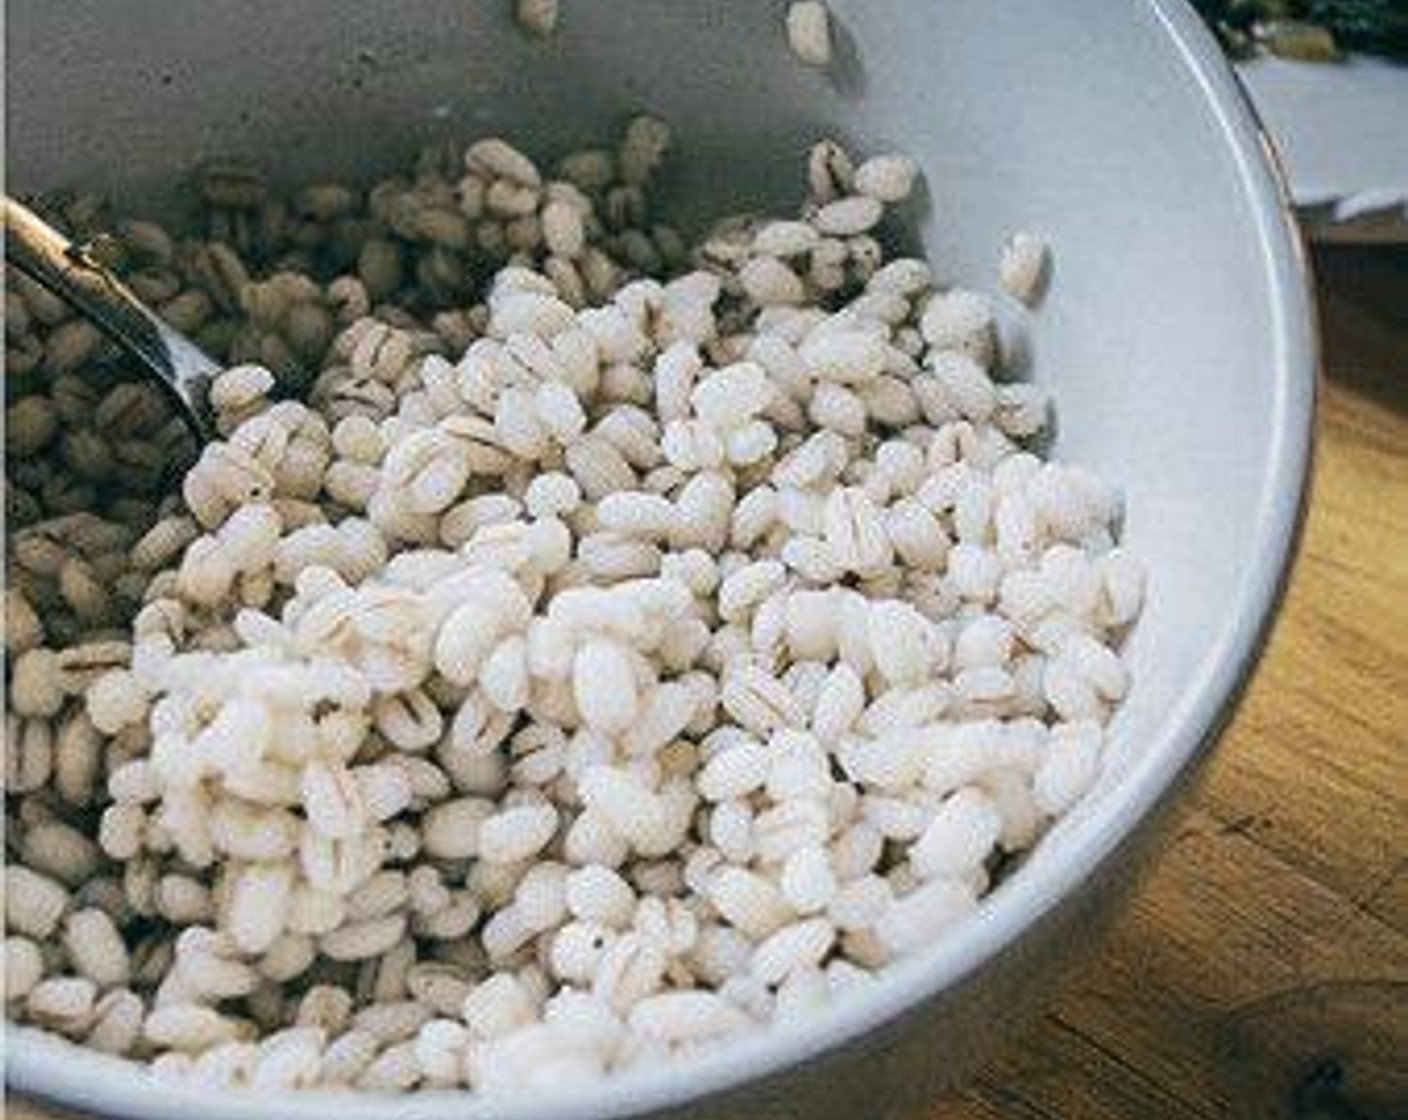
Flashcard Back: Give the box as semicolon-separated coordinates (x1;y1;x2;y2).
1299;0;1408;56
1263;18;1342;59
1193;0;1408;60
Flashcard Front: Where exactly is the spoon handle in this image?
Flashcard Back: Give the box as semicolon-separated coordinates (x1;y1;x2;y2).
3;193;218;439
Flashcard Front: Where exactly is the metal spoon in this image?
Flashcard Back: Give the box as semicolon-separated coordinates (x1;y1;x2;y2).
4;193;219;440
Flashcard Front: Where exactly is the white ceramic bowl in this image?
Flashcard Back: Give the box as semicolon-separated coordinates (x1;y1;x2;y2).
6;1;1315;1117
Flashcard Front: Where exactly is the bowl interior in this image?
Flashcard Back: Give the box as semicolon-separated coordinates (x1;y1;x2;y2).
6;0;1313;1116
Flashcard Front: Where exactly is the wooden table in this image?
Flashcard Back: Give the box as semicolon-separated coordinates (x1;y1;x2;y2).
12;249;1407;1120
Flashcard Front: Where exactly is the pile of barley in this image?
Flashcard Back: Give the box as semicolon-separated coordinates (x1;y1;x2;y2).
5;117;1142;1094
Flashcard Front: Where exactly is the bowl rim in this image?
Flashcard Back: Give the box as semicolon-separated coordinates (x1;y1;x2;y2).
7;1;1318;1116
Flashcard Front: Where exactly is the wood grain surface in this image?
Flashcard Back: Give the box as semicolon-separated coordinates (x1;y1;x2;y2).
10;248;1406;1120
